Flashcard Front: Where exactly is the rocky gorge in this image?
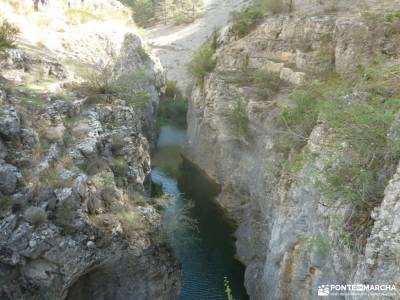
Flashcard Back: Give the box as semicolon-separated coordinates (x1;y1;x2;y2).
1;0;400;299
0;0;180;299
186;0;400;299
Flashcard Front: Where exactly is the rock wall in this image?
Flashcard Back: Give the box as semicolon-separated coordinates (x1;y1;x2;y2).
186;5;400;300
0;4;180;299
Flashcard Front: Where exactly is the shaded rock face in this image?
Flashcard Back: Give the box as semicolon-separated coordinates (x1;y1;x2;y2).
0;29;179;300
186;6;400;300
67;246;179;300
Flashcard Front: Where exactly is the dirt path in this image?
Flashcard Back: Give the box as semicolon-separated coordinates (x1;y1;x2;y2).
147;0;248;93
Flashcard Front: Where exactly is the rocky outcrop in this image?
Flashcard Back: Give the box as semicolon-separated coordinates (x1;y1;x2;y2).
0;10;179;300
352;163;400;294
186;4;400;300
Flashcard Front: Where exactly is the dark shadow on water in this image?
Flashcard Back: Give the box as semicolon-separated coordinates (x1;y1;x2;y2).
151;126;248;300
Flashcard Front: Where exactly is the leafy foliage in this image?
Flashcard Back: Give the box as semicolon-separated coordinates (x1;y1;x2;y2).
112;157;129;178
0;19;20;52
230;0;285;37
122;0;203;27
82;63;152;108
188;40;216;82
156;201;199;245
228;98;249;137
158;96;188;128
224;277;235;300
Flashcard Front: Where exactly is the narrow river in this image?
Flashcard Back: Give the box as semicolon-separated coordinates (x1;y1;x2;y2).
151;126;248;300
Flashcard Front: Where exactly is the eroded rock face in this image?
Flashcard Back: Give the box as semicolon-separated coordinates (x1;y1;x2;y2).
186;5;400;300
0;19;179;300
67;245;179;300
352;163;400;295
0;106;20;141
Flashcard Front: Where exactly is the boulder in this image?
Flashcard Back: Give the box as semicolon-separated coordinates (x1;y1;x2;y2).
0;107;20;140
0;138;7;159
21;128;39;148
23;207;47;226
0;162;21;195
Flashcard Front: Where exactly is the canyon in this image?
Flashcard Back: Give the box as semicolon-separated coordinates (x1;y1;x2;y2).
1;0;400;299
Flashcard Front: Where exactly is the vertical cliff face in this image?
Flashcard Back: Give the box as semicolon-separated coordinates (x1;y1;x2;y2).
0;1;180;299
186;1;400;299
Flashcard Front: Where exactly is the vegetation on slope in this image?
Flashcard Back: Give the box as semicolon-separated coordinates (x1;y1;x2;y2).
230;0;286;37
188;30;219;82
0;19;19;52
281;62;400;249
122;0;204;27
188;40;217;82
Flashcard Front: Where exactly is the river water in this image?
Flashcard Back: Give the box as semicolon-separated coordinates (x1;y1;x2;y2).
151;126;248;300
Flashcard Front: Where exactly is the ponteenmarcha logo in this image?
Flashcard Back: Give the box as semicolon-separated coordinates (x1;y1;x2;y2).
317;283;397;297
318;285;329;296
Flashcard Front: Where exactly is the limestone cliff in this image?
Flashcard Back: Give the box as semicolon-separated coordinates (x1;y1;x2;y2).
186;1;400;299
0;1;179;299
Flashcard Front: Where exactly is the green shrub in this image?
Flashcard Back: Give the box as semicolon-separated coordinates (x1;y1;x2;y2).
112;157;129;177
156;201;198;245
0;19;20;51
65;8;103;25
283;147;309;174
188;41;216;82
82;64;152;109
152;146;183;178
220;68;284;99
126;91;151;108
0;196;12;216
122;0;203;27
111;136;125;154
172;10;192;25
83;158;110;176
165;80;177;97
119;210;145;239
230;0;285;37
21;95;44;109
304;235;330;257
281;88;320;147
228;99;249;137
39;167;67;188
123;0;155;27
158;96;188;128
151;181;164;198
83;63;115;95
384;12;400;23
230;7;263;37
55;200;76;232
24;207;47;227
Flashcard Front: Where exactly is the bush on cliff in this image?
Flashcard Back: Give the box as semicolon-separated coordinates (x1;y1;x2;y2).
188;40;216;82
230;0;285;37
228;98;249;138
158;94;188;128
